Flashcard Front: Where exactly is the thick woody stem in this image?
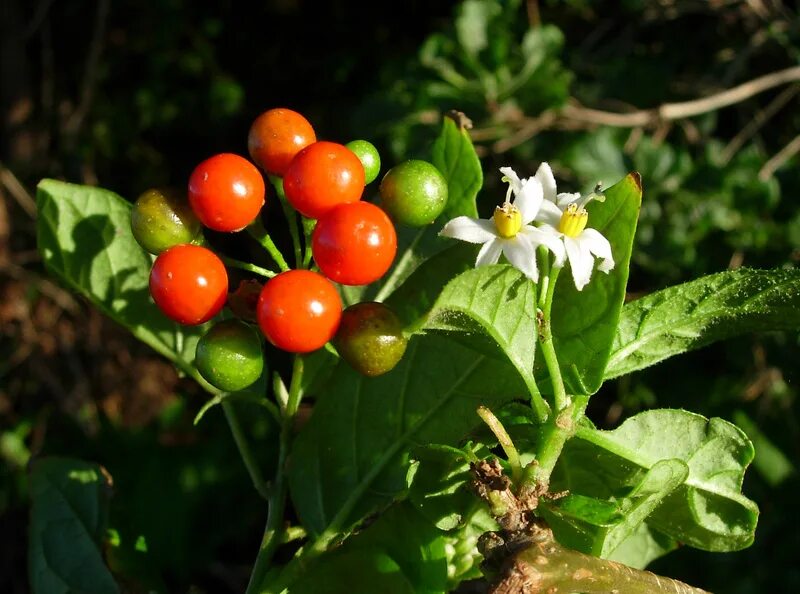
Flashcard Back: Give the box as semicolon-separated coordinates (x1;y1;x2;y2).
493;530;711;594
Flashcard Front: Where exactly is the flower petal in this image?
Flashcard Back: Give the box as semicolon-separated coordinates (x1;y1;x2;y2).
579;228;615;273
515;176;544;224
440;216;497;243
564;235;594;291
535;162;558;203
556;192;581;208
475;237;503;267
535;200;564;227
501;236;539;281
521;225;566;267
499;167;523;195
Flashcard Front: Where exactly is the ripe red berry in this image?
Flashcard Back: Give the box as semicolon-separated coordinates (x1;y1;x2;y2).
257;270;342;353
149;244;228;325
283;141;365;219
248;108;317;176
312;202;397;286
188;153;265;232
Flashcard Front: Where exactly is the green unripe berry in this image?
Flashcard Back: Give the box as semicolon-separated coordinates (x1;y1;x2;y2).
334;302;407;377
345;139;381;185
131;187;201;254
195;320;264;392
379;160;448;227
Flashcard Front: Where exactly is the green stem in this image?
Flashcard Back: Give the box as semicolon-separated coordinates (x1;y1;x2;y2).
477;406;522;485
269;175;303;268
220;255;277;279
247;219;290;272
302;217;316;269
538;266;568;412
222;398;271;500
246;356;305;594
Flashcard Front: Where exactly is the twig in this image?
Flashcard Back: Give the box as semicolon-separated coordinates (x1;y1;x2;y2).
759;134;800;180
722;83;800;163
0;165;37;217
563;66;800;128
63;0;110;136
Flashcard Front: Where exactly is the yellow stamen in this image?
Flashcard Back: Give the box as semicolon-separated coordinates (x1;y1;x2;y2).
558;203;588;237
493;203;522;238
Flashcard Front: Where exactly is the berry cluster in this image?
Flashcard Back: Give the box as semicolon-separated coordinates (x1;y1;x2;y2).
131;108;448;391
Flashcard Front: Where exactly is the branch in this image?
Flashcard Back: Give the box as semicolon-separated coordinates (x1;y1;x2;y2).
759;134;800;180
563;66;800;128
492;526;711;594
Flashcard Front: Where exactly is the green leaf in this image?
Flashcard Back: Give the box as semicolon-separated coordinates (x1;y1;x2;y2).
604;523;678;570
288;333;527;537
544;172;642;395
36;179;206;377
605;268;800;379
542;459;687;559
291;550;415;594
292;504;449;594
556;409;759;552
424;265;548;420
431;114;482;221
29;457;120;594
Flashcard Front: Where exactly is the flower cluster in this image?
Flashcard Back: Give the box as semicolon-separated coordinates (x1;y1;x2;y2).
440;163;614;290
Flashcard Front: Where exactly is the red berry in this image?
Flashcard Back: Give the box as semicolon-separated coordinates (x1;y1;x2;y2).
257;270;342;353
283;141;365;219
188;153;265;232
312;202;397;286
248;108;317;176
149;244;228;325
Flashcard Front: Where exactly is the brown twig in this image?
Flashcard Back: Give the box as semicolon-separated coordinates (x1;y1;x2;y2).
759;133;800;180
722;83;800;164
0;164;37;218
62;0;110;137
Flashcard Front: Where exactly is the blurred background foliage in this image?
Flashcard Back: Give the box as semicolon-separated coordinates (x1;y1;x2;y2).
1;0;799;592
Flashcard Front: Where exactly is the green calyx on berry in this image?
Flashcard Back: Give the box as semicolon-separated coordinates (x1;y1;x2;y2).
131;187;201;254
334;302;407;377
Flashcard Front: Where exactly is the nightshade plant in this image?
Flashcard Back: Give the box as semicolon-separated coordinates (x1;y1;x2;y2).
31;109;800;594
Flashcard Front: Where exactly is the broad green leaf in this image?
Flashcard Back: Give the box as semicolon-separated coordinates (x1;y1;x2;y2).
541;459;687;559
29;457;120;594
385;244;475;329
288;333;527;537
424;265;548;419
36;180;205;376
293;504;448;594
408;443;491;531
430;113;481;221
543;172;642;395
605;523;678;569
349;114;483;305
556;409;758;552
605;268;800;379
291;550;414;594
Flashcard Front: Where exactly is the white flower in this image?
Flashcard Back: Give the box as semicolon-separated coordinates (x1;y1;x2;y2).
533;163;614;291
439;167;565;282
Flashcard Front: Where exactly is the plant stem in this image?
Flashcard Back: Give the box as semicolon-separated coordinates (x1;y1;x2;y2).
477;406;522;485
247;219;290;272
222;398;271;500
538;265;568;411
220;255;277;279
246;356;305;594
269;175;303;268
500;535;711;594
